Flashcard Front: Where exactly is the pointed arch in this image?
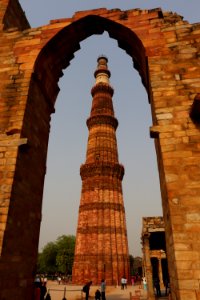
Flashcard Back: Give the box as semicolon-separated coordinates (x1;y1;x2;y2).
34;15;148;108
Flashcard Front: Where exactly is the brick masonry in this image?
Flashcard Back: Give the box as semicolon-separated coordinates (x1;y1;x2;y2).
0;1;199;299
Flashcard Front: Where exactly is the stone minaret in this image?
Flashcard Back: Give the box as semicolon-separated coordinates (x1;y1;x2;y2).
72;56;129;285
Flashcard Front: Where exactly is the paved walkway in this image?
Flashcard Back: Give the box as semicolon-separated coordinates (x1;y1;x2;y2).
45;282;147;300
45;281;169;300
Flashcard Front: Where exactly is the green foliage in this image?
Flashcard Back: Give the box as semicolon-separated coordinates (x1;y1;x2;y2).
37;235;75;275
37;242;58;274
129;254;134;275
56;235;76;274
129;255;142;275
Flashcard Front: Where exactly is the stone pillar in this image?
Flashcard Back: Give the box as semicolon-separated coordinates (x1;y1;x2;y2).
143;234;155;300
158;258;164;289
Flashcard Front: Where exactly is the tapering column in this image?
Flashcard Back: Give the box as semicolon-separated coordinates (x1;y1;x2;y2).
72;56;129;285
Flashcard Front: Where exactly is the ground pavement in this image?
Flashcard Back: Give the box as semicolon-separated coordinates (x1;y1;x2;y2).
45;281;148;300
45;281;169;300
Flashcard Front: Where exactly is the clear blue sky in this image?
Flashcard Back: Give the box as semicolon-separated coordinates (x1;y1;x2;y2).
19;0;200;256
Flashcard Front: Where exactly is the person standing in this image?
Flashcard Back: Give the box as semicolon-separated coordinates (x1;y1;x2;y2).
34;280;41;300
154;278;161;297
83;281;92;300
43;277;48;284
124;277;127;289
121;277;125;289
101;279;106;300
131;277;135;286
142;277;147;290
57;276;61;285
40;281;47;300
165;278;169;296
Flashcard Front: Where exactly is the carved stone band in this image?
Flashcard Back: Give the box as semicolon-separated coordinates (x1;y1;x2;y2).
86;115;118;130
79;202;125;212
80;162;124;180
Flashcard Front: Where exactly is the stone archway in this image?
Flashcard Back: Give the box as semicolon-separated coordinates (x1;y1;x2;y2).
0;2;200;299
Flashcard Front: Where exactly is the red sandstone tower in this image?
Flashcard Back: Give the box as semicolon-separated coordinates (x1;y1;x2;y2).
72;56;129;285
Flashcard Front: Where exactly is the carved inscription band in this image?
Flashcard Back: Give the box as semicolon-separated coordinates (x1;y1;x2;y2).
74;253;128;261
82;179;122;192
87;115;118;130
77;225;127;236
79;202;125;212
80;162;124;179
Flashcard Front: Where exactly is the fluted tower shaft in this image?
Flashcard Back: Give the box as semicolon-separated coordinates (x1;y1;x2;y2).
72;57;130;285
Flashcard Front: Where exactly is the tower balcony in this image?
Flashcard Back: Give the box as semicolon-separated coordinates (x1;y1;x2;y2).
86;115;118;129
91;82;114;97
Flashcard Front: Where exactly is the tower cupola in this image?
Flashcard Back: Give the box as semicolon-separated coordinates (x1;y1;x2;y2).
94;55;111;84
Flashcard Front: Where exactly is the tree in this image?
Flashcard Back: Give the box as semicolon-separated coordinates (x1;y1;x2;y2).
56;235;76;274
129;255;142;276
37;242;58;274
37;235;76;275
129;255;134;276
133;256;142;276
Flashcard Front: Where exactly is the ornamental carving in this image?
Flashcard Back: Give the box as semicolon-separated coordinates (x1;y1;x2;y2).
91;95;114;114
80;162;124;180
79;202;125;212
77;225;127;235
81;179;122;192
74;253;128;262
86;115;118;129
91;82;114;97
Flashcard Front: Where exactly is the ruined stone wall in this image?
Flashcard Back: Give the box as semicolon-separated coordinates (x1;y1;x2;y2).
0;1;199;299
0;0;29;30
142;217;166;298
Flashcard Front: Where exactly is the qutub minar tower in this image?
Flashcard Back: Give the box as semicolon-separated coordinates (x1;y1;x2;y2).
72;56;130;285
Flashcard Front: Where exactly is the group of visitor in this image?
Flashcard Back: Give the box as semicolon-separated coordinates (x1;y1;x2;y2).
34;274;170;300
82;279;106;300
34;276;48;300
